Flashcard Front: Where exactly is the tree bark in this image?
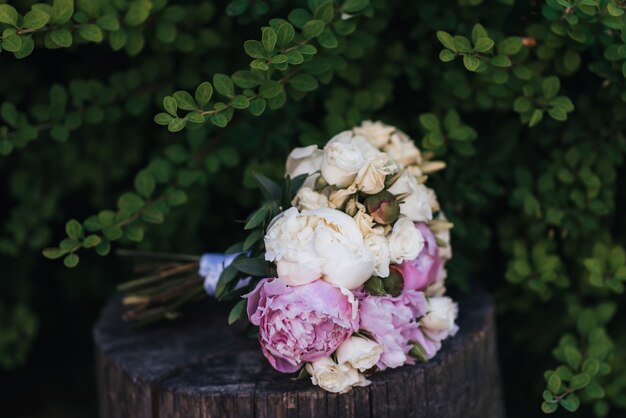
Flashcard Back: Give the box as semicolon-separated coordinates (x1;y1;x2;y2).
94;288;505;418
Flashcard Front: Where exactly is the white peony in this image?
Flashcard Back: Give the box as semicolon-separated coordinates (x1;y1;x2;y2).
321;132;366;188
383;130;421;166
364;233;390;277
420;296;459;338
285;145;324;188
354;153;401;195
292;187;330;211
388;171;433;222
387;216;424;264
264;207;376;289
336;336;383;372
306;357;370;393
353;120;395;149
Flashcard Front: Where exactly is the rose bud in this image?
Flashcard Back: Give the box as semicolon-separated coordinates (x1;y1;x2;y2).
382;269;404;297
365;190;400;225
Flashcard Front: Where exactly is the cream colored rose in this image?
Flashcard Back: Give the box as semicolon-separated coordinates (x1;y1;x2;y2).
354;153;401;195
387;216;424;264
285;145;323;188
420;296;459;338
321;132;366;188
383;130;421;166
388;171;433;222
292;187;330;211
354;120;395;149
353;202;375;237
264;207;376;289
428;188;441;213
306;357;370;393
336;336;383;372
364;233;390;277
328;184;358;209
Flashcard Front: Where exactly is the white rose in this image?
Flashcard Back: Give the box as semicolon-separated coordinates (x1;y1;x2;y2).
292;187;330;211
353;120;395;149
383;131;421;166
388;171;433;222
364;233;390;277
353;202;375;237
420;296;459;338
321;132;366;187
428;188;441;213
328;184;357;209
264;207;376;289
306;357;370;393
336;336;383;372
286;145;324;188
354;153;401;195
387;216;424;264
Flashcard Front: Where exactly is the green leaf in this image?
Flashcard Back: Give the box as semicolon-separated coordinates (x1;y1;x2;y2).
498;37;522;55
23;9;50;30
471;23;488;42
96;14;120;31
42;247;67;260
288;74;318;91
513;97;532;113
124;0;152;26
163;96;177;116
0;4;18;26
141;207;164;224
570;373;591;389
341;0;369;13
491;55;512;67
584;381;605;398
2;32;22;52
78;24;103;42
245;205;270;230
95;239;111;256
125;226;144;242
210;113;228;128
262;27;277;52
302;19;325;38
65;219;83;240
154;113;174;125
543;76;560;99
195;82;213;107
548;374;561;394
541;402;558;414
228;299;247;325
259;80;283;98
213;73;235;97
64;253;79;268
82;235;101;248
463;55;481;71
439;49;456;62
166;189;187;206
244;40;265;58
529;109;543;127
173;91;197;111
229;95;249;109
185;112;204;124
51;29;73;47
419;113;440;132
565;346;583;370
474;37;494;52
249;98;267;116
168;118;186;132
560;393;580;412
232;71;263;88
453;36;472;53
436;31;456;51
14;36;35;59
50;0;74;24
103;226;123;241
118;192;145;214
134;170;156;198
232;257;271;276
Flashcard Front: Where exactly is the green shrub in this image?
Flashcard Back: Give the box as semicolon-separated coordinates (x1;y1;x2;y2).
1;0;625;415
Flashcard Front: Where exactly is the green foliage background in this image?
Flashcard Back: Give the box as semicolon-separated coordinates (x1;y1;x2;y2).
1;0;625;416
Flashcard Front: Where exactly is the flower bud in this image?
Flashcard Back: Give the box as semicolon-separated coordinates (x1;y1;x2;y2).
365;190;400;225
382;269;403;296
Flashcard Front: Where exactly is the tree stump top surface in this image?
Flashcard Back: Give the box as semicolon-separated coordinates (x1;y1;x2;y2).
94;288;504;418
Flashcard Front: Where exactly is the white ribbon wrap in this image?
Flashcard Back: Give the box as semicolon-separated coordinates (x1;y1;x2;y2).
199;253;250;296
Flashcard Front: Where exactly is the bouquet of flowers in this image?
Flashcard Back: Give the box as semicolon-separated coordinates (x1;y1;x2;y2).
120;121;458;394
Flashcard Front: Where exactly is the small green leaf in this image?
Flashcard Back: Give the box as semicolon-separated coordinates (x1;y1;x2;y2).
565;346;582;370
288;74;318;91
249;98;267;116
244;39;265;58
195;82;213;107
141;207;164;224
341;0;369;13
210;113;228;127
23;9;50;30
229;95;250;109
125;226;144;242
262;27;277;52
228;299;246;325
529;109;543;127
436;31;456;51
474;37;494;52
570;373;590;389
2;32;22;52
560;393;580;412
51;29;73;47
163;96;177;116
83;235;102;248
277;22;295;47
232;257;271;276
134;170;156;198
0;4;18;26
154;113;174;125
439;49;455;62
50;0;74;24
96;14;120;31
42;247;67;260
548;374;561;394
78;24;103;42
491;55;512;67
65;219;83;240
463;55;481;71
173;91;197;111
213;73;235;97
541;402;558;414
302;19;325;37
543;76;560;99
259;80;283;98
64;253;80;268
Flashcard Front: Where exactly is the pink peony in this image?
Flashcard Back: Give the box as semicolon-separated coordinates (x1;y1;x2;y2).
358;290;428;370
393;223;443;292
245;278;358;373
411;328;443;360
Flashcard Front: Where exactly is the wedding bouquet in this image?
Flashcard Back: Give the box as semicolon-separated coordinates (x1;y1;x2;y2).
120;121;458;394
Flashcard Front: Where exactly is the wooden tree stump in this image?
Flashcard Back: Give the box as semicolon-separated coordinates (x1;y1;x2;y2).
94;289;505;418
